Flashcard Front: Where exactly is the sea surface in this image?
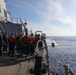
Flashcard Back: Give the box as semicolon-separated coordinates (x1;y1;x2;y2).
45;36;76;75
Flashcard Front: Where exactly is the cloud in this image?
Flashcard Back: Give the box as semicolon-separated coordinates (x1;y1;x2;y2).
59;16;76;28
7;0;76;36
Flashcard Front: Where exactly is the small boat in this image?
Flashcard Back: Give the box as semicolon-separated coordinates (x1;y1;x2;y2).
51;42;55;47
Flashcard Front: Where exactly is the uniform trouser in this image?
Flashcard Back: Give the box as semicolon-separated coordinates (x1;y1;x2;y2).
3;44;7;51
17;44;22;52
30;44;35;54
20;42;29;56
35;56;42;75
8;44;15;56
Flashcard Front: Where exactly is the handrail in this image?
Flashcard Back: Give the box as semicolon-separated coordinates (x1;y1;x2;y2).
49;61;60;75
0;16;21;24
20;18;25;27
49;51;63;66
46;49;50;75
35;31;42;35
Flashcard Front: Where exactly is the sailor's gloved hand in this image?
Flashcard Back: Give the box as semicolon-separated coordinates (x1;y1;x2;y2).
44;46;48;50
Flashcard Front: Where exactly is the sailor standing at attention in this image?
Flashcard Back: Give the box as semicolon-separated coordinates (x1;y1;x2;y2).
35;33;47;75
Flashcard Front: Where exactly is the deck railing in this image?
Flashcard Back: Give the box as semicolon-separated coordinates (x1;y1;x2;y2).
46;50;76;75
0;16;27;35
0;16;22;24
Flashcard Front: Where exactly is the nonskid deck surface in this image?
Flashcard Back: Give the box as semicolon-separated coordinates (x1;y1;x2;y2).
0;53;48;75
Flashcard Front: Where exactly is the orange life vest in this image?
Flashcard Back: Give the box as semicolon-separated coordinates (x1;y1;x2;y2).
23;35;29;42
8;35;15;43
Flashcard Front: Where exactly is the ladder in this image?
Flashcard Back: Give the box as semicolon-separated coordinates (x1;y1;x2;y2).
0;22;5;33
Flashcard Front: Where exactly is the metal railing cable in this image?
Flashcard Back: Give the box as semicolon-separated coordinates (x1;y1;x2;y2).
48;50;76;75
49;61;60;75
44;55;60;75
48;51;63;66
43;53;60;75
69;67;76;75
35;49;62;75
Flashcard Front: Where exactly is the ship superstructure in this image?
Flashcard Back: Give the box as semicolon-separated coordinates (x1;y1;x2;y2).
0;0;27;35
0;0;10;21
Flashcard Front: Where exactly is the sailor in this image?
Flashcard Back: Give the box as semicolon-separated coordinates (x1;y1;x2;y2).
16;32;23;53
20;33;30;57
8;32;15;57
3;32;8;51
29;32;35;55
35;33;47;75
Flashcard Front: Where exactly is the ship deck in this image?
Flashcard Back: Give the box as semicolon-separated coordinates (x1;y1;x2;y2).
0;52;49;75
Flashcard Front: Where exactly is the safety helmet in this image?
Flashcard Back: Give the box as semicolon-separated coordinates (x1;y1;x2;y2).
11;32;15;35
41;33;46;38
15;32;17;35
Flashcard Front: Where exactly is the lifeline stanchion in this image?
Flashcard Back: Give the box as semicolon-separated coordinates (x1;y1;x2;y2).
63;64;70;75
46;49;50;75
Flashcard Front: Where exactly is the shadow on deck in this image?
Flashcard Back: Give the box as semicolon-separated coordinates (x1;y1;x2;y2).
0;54;35;67
0;53;48;75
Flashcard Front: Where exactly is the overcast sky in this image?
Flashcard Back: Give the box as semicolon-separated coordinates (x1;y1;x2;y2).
6;0;76;36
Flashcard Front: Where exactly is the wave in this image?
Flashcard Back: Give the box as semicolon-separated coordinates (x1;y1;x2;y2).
46;38;58;46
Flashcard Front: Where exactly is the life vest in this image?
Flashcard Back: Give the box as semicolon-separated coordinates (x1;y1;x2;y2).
35;40;45;57
23;35;29;42
8;35;15;43
30;36;35;43
19;36;23;42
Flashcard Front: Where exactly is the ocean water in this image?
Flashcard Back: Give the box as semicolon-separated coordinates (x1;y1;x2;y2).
46;36;76;75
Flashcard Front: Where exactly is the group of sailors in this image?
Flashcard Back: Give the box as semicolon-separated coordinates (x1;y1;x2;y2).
0;31;40;57
0;31;48;75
